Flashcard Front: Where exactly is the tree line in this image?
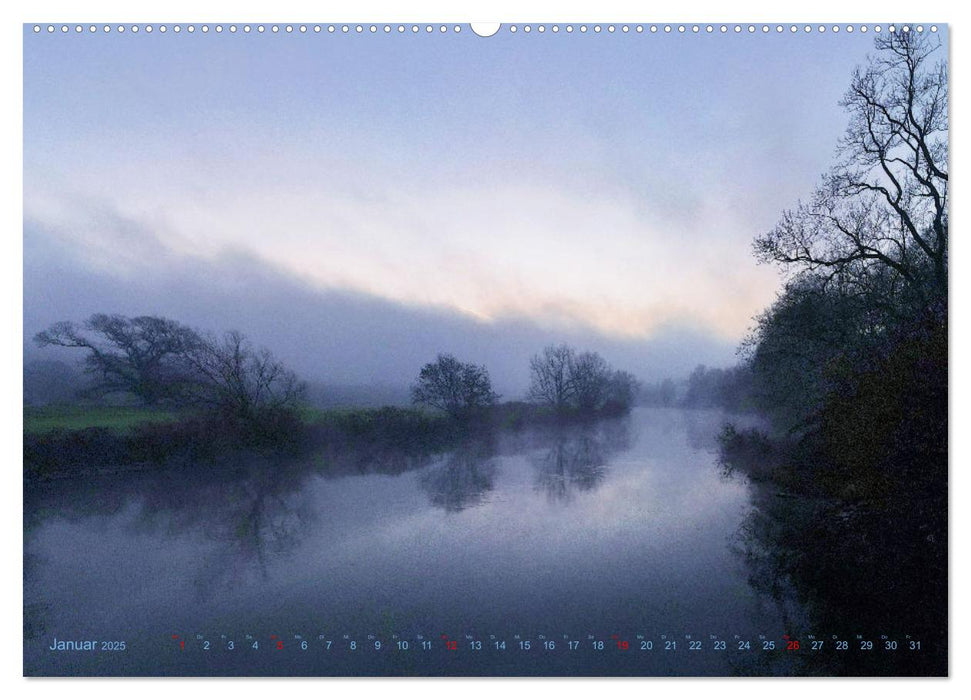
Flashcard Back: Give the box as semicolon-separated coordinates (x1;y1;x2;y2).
644;32;948;451
748;31;946;433
719;30;947;507
34;315;639;425
411;344;639;420
714;31;948;666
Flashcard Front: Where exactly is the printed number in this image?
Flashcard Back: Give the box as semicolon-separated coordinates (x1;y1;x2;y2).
568;641;578;650
252;641;259;650
203;641;210;650
713;641;726;650
397;641;409;650
519;641;531;650
593;641;604;650
860;641;873;650
811;641;824;651
446;640;458;651
227;641;234;650
100;641;126;651
786;641;800;651
689;641;702;651
641;641;653;651
494;641;505;650
350;641;357;650
763;641;775;650
276;640;283;650
665;641;676;651
885;640;898;650
738;641;750;650
374;641;381;650
617;641;629;651
471;641;482;650
422;641;432;650
301;641;308;650
836;641;848;650
910;641;921;651
544;641;556;650
326;641;332;650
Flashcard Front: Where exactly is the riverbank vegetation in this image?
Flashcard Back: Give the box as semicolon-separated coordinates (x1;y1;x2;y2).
716;31;947;674
25;325;638;481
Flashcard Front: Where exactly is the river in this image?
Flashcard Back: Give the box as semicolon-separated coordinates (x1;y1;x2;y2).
23;407;862;676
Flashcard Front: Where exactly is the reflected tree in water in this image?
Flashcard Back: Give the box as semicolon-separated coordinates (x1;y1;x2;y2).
187;459;316;593
722;454;946;676
531;421;629;503
418;442;498;513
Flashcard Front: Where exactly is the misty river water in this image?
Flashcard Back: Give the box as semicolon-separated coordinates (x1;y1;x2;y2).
24;408;815;676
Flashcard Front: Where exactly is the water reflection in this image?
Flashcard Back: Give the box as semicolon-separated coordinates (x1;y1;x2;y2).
186;460;316;596
530;420;629;503
418;441;499;512
26;409;815;676
720;443;948;676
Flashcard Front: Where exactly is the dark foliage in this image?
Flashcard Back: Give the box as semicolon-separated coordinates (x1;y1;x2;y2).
718;33;948;676
411;354;498;420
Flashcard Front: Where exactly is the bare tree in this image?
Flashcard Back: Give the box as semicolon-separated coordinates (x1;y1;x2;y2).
411;353;498;419
185;330;306;421
34;314;201;405
606;370;640;414
528;344;576;411
754;31;947;311
570;351;612;413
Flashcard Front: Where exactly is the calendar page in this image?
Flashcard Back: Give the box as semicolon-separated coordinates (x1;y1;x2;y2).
22;19;948;678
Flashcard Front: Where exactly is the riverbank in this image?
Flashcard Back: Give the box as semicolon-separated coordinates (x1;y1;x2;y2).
717;421;947;676
23;401;631;482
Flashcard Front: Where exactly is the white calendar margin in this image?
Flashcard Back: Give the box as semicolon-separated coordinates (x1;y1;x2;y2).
1;0;964;698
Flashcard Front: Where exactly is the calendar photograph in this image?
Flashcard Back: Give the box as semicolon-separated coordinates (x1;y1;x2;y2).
22;21;948;677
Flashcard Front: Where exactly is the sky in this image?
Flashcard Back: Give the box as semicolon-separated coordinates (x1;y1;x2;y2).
22;24;909;394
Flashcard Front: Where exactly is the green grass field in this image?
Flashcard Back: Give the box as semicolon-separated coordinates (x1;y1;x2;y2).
23;403;446;436
23;405;183;434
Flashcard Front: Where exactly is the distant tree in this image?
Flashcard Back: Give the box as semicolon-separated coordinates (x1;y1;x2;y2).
604;370;640;414
33;314;201;405
528;344;576;411
411;354;498;419
680;364;755;413
185;330;306;421
529;344;639;416
640;378;678;407
658;378;677;407
570;351;612;413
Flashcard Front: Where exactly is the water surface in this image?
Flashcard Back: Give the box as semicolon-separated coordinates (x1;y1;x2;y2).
25;408;793;675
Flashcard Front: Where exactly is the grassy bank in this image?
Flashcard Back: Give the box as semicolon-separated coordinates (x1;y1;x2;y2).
23;400;633;482
24;405;183;434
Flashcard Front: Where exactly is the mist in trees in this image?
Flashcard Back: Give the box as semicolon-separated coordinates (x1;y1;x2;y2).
527;344;639;416
183;330;306;422
747;30;947;433
34;314;306;423
716;31;948;654
669;31;949;436
681;365;755;413
34;314;201;405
